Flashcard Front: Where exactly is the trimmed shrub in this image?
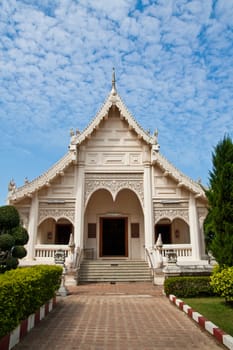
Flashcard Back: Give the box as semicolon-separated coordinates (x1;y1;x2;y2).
4;256;19;270
210;266;233;303
0;234;15;250
12;246;27;259
11;226;29;245
164;276;214;298
0;206;20;232
0;205;29;273
0;265;62;338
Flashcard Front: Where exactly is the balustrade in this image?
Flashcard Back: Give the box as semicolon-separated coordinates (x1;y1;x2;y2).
35;245;69;259
162;244;192;260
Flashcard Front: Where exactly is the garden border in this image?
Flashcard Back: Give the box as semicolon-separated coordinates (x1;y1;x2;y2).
169;294;233;350
0;297;56;350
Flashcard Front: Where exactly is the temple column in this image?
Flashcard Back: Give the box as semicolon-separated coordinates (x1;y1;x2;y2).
74;163;85;249
143;162;154;249
189;193;201;260
27;193;39;260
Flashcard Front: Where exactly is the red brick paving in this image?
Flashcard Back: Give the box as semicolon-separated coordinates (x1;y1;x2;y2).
13;282;224;349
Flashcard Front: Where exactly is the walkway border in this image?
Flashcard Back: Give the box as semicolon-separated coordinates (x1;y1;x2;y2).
0;297;56;350
169;294;233;350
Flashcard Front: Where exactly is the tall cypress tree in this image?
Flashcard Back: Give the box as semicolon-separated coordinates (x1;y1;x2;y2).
204;135;233;267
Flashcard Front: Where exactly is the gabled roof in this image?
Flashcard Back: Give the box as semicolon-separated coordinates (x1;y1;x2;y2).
152;152;206;199
8;72;206;203
8;152;75;202
69;74;156;147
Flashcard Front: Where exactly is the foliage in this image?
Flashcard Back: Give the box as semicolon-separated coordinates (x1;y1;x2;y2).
0;206;20;232
204;135;233;267
164;276;214;298
0;265;62;338
210;265;233;303
12;246;27;259
11;226;29;245
0;205;29;273
0;234;15;250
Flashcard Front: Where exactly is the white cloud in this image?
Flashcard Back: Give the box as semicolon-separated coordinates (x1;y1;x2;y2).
0;0;233;204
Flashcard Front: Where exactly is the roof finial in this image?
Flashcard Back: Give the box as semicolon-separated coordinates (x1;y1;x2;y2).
111;67;117;95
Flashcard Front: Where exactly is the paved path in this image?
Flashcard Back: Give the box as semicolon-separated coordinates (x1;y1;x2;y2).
13;283;224;350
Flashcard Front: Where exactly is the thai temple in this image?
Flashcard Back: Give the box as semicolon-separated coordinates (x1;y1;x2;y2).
7;71;209;283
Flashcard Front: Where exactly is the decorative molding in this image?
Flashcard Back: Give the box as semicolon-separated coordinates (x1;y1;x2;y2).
198;207;208;223
85;173;144;206
39;202;74;208
154;208;189;224
38;208;75;225
18;209;30;229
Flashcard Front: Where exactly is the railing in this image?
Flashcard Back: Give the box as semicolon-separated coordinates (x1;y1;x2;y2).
74;247;83;269
145;247;155;282
73;247;83;284
35;244;69;259
161;244;192;260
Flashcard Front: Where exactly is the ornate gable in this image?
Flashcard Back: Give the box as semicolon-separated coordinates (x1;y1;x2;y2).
69;70;157;148
7;71;205;203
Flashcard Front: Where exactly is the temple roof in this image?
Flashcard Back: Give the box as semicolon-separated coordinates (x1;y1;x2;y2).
69;72;156;147
8;73;206;202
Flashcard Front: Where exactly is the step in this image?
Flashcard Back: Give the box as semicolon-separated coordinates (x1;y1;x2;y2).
78;259;152;283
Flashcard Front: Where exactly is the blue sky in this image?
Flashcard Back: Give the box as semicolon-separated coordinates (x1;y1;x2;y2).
0;0;233;205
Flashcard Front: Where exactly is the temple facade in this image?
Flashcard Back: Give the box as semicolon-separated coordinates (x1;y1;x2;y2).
7;74;208;267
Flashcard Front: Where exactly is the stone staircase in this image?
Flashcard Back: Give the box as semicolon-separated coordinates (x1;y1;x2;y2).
77;259;152;283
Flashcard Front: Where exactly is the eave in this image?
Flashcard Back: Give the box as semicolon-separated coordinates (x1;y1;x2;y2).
8;152;75;203
152;152;207;201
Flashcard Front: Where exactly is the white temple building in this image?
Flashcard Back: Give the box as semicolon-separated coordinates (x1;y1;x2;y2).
7;71;208;280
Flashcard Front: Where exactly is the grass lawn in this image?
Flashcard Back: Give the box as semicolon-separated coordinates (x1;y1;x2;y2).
183;297;233;337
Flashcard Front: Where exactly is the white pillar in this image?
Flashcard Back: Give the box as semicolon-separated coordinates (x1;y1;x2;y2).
74;164;85;249
189;194;201;260
27;193;39;260
143;163;154;249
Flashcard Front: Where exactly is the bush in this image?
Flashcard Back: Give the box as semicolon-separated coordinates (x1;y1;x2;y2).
12;246;27;259
0;265;62;338
0;234;15;250
164;276;214;298
11;226;29;245
4;256;19;270
210;266;233;303
0;205;29;273
0;206;20;232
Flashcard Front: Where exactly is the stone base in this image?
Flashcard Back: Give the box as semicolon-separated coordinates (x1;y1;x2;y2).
163;263;213;278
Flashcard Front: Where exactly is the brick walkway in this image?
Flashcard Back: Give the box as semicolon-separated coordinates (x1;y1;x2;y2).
13;283;224;350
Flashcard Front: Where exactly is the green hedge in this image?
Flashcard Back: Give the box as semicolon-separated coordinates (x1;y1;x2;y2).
0;265;63;338
164;276;214;298
210;266;233;302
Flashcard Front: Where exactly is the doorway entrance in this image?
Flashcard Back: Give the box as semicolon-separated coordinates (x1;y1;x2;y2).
55;224;72;244
100;217;128;257
155;224;171;244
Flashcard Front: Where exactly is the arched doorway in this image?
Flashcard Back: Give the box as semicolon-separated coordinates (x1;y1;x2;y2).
38;217;73;245
155;218;172;244
55;218;73;244
154;217;190;244
84;188;144;259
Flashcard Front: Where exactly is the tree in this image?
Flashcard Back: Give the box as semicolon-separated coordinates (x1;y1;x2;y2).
204;135;233;267
0;205;29;273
